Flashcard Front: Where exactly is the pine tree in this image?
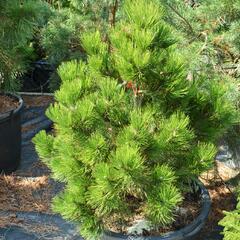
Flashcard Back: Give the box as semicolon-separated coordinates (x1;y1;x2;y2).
41;0;123;90
0;0;51;91
160;0;240;81
160;0;240;144
34;0;239;239
219;195;240;240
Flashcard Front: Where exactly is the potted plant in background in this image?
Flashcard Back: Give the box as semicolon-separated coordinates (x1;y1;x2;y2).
34;0;239;239
0;0;50;173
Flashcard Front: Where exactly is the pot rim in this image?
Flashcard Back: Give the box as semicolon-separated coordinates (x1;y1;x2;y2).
0;93;24;121
103;180;211;240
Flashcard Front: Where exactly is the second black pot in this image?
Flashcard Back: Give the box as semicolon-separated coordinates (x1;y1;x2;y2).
0;93;23;174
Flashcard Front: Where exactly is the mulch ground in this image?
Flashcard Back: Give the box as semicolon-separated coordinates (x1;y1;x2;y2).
196;162;239;239
22;95;54;108
0;174;52;214
0;95;19;114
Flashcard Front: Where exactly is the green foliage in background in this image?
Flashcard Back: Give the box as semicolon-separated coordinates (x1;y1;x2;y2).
160;0;240;144
45;0;70;8
42;0;240;92
219;195;240;240
41;0;123;90
34;0;239;239
160;0;240;81
0;0;51;91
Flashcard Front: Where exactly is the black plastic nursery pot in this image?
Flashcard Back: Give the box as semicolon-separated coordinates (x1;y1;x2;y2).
0;93;23;173
103;181;211;240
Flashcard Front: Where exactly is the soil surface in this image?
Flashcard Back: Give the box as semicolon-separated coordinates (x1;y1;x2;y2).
0;95;19;114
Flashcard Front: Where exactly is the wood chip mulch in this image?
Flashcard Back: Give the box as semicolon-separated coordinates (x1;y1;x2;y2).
0;174;53;214
0;95;19;114
195;162;239;239
22;95;54;108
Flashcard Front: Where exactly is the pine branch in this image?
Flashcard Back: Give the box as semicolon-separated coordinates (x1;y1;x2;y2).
166;3;195;35
110;0;119;27
198;32;208;55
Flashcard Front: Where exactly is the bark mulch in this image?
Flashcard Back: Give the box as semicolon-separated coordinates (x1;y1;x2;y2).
22;95;54;108
196;162;239;239
0;95;19;114
0;175;52;214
